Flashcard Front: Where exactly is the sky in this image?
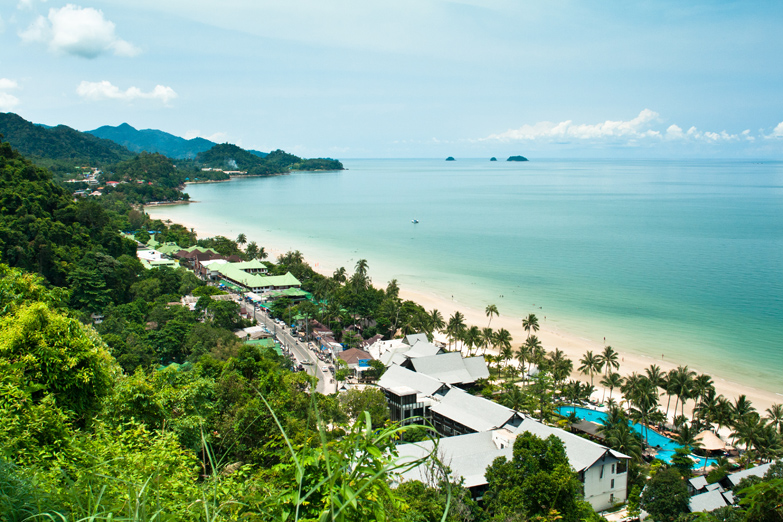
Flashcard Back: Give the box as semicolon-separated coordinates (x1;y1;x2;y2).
1;0;783;158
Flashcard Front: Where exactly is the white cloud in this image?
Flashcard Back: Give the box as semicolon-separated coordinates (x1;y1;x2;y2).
484;109;662;142
666;125;741;142
768;122;783;139
76;80;177;104
0;78;21;111
0;78;19;90
19;4;139;58
0;93;21;111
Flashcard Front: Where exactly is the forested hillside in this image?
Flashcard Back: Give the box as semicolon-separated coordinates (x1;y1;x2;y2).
0;112;134;172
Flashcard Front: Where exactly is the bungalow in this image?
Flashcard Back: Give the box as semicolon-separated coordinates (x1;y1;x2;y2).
216;262;301;294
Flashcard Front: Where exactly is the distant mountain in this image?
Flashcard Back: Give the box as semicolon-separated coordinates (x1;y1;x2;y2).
0;112;134;165
87;123;268;160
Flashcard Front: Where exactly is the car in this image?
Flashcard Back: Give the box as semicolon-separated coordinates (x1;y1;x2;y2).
321;366;328;373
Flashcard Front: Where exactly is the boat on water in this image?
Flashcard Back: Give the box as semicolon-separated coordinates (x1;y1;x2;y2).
411;219;419;224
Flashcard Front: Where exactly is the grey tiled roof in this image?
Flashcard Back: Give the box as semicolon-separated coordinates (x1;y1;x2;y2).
378;364;450;396
726;462;773;486
431;388;520;432
689;490;729;513
408;352;488;384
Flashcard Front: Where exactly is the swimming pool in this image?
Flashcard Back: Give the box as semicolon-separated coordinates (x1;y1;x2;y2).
559;406;718;468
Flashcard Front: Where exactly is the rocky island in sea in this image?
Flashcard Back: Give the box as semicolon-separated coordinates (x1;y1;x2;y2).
507;155;528;161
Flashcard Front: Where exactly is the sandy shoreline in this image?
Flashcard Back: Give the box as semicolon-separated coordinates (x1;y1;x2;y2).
146;209;781;417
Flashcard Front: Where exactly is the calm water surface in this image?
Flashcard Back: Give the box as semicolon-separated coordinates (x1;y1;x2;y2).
149;159;783;393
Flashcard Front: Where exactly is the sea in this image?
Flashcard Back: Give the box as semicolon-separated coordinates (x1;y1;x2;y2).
147;158;783;395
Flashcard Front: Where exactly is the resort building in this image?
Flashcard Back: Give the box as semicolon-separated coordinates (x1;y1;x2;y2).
215;262;300;294
397;417;630;511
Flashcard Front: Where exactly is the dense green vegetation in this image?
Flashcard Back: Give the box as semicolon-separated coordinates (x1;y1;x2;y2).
0;112;135;176
87;122;229;160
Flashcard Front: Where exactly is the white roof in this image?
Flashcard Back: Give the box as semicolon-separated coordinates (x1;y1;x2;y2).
431;388;520;432
726;462;773;486
377;365;450;397
407;352;488;384
689;490;729;513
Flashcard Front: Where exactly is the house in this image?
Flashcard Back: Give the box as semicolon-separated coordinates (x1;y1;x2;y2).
337;348;375;378
377;365;450;425
397;418;630;511
429;387;523;436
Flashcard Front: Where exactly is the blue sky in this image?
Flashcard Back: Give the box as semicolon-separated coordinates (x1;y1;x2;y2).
1;0;782;158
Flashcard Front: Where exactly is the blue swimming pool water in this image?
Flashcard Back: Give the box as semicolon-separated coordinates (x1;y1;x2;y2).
559;406;718;468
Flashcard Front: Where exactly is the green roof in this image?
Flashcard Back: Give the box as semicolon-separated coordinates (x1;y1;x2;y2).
140;258;179;270
219;279;244;292
229;259;267;270
268;288;312;300
245;338;282;355
182;245;219;254
156;242;183;255
216;263;301;290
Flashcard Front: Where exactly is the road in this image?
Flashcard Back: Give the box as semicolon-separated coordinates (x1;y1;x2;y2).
252;305;337;395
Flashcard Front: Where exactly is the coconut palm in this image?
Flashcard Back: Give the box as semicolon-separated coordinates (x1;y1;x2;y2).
494;328;513;355
670;365;696;420
446;311;466;351
480;327;495;355
522;313;539;338
333;267;347;283
599;345;620;377
500;344;515;380
645;364;666;391
548;348;573;388
691;374;715;424
485;304;499;328
605;422;643;462
257;246;268;259
245;241;259;259
516;342;532;382
500;384;526;410
624;375;659;448
600;372;623;403
578;350;604;387
236;233;247;246
429;309;445;333
766;404;783;434
464;325;481;356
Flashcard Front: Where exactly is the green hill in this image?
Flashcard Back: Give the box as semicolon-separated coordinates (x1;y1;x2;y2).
87;122;269;160
0;112;134;169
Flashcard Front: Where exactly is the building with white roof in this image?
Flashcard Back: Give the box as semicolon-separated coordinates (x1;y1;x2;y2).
397;418;630;511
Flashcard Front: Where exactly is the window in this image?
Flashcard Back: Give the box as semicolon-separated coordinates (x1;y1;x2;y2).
617;461;628;473
611;464;615;474
611;479;615;489
599;465;604;479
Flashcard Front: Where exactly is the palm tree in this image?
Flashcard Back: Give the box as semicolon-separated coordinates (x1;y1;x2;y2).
522;313;539;338
500;344;515;380
494;328;513;357
516;342;532;381
766;404;783;434
578;350;604;387
245;241;259;259
645;364;666;391
257;246;268;259
691;374;715;424
236;233;247;246
600;372;623;403
480;327;495;355
485;304;499;328
605;422;643;462
464;325;481;356
332;267;347;283
548;348;573;388
670;365;696;421
624;375;659;448
599;345;620;377
500;384;526;410
429;309;445;333
446;311;466;351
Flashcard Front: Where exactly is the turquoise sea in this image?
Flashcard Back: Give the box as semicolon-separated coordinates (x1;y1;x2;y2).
148;159;783;395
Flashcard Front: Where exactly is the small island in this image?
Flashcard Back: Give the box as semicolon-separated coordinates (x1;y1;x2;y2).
507;155;529;162
446;156;455;161
490;157;497;161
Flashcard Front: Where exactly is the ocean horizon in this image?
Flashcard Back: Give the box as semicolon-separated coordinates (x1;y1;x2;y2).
148;158;783;396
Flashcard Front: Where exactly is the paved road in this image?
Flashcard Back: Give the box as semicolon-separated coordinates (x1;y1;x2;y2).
252;306;337;395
